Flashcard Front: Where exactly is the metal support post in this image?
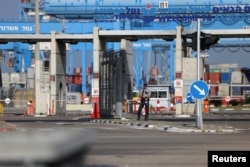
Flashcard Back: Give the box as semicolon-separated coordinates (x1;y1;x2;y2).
196;18;203;129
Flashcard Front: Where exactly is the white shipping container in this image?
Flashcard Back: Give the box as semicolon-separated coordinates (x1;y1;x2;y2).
220;68;230;73
10;73;21;83
209;63;238;69
218;84;229;96
1;73;10;87
231;71;242;84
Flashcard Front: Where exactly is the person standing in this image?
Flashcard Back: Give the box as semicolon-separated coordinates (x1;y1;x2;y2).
137;83;151;121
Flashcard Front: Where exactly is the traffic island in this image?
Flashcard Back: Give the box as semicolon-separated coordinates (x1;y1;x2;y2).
0;121;16;132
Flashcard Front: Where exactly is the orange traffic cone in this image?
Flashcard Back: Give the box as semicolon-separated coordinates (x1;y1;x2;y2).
29;100;34;116
133;100;137;113
90;101;100;119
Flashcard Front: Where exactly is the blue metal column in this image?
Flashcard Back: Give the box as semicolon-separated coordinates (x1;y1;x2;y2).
23;49;32;72
81;43;87;93
169;41;175;84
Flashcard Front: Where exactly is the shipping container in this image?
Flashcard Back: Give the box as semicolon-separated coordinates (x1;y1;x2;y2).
203;72;209;82
209;72;220;84
209;68;221;73
220;72;231;83
243;73;250;83
74;67;82;75
67;84;82;92
218;84;229;96
209;86;218;96
231;86;242;96
230;68;241;72
73;75;82;84
242;87;250;93
87;67;92;74
209;63;238;69
220;68;230;73
209;64;221;69
231;71;242;84
204;64;209;73
1;73;10;87
66;75;74;84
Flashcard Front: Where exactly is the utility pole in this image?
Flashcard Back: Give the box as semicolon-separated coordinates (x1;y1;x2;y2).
35;0;40;115
196;18;203;129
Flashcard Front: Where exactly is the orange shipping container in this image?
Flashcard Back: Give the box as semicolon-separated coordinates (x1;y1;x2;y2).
209;72;220;84
73;76;82;84
203;72;209;82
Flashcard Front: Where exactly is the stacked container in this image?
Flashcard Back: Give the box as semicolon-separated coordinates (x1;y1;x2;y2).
73;67;82;84
204;63;241;97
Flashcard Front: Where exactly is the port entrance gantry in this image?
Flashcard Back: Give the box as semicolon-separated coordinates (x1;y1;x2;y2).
0;28;249;115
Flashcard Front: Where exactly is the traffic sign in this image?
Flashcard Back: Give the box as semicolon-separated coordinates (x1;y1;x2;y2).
174;79;183;88
186;92;195;102
5;98;10;104
92;88;99;96
190;80;209;99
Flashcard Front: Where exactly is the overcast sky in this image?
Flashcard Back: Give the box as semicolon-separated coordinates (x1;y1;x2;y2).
0;0;19;20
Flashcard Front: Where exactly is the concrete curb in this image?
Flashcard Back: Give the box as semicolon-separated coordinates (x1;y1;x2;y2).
89;119;240;133
0;121;17;132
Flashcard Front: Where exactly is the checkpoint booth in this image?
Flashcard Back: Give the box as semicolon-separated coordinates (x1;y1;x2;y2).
132;85;171;113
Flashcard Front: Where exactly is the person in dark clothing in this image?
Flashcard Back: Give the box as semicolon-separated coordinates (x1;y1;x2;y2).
137;83;151;121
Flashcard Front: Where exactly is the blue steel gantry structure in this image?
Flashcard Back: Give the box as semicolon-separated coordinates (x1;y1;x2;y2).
0;0;250;93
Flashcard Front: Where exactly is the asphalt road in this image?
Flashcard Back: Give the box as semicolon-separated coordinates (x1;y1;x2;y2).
4;119;250;167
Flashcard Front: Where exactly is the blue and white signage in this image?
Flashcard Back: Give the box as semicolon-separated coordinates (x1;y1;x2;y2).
186;92;195;102
190;80;209;99
0;23;34;34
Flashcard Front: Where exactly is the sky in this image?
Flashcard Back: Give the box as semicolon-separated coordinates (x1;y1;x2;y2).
0;0;249;69
0;0;19;20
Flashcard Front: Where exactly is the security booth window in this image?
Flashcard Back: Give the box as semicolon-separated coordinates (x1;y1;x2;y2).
150;91;157;98
159;91;167;98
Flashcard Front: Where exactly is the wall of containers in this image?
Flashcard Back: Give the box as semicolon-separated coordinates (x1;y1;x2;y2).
203;63;250;100
65;67;92;93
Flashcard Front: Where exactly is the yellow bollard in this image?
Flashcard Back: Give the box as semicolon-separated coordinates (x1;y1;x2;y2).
0;102;3;114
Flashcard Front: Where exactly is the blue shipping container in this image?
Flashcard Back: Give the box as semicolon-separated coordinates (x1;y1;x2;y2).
220;72;231;83
67;84;82;92
231;86;242;96
244;73;250;83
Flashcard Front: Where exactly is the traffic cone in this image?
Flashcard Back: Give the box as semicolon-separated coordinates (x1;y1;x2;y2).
156;99;160;113
47;105;51;116
29;100;34;116
133;100;137;113
46;94;51;116
90;101;100;119
170;102;174;111
23;106;27;116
